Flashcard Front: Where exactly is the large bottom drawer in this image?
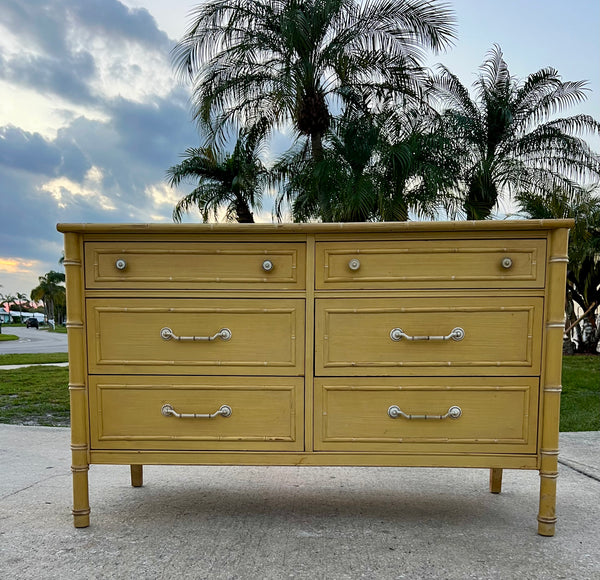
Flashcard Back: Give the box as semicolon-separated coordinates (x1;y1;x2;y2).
89;376;304;451
315;377;538;454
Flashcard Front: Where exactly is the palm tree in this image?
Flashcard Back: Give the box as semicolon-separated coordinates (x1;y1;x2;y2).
30;271;65;326
430;45;600;219
273;102;460;222
172;0;456;161
15;292;28;322
0;293;15;319
517;186;600;353
167;124;268;223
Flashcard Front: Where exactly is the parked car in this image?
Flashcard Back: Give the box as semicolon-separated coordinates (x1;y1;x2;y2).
26;318;39;328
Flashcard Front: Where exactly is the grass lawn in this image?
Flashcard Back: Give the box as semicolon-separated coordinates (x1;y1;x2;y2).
0;354;597;430
0;366;70;426
0;352;69;365
560;355;600;432
0;334;19;341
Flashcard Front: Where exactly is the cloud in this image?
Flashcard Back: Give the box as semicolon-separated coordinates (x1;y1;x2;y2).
69;0;170;49
0;0;174;111
0;126;63;176
0;257;40;275
0;0;200;295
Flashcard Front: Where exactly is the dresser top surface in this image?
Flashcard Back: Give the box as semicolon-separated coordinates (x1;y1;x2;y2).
57;219;573;235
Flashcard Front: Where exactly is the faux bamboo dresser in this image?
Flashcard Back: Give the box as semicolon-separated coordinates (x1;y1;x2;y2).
58;220;571;535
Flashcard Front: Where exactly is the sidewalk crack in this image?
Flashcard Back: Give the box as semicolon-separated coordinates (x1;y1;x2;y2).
558;458;600;482
0;471;70;501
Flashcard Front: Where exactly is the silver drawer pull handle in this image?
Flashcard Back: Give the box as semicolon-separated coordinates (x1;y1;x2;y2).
115;259;127;270
501;257;513;269
388;405;462;420
161;403;232;419
390;327;465;342
348;258;361;271
262;259;274;272
160;327;232;342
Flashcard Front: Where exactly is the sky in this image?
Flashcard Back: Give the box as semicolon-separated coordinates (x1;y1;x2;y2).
0;0;599;298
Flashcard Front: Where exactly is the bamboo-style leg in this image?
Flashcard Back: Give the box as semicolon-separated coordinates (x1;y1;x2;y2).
537;227;569;537
72;462;90;528
538;451;559;536
489;468;503;494
130;464;143;487
64;232;91;528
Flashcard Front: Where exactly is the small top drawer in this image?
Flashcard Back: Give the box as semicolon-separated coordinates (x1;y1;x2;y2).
316;239;546;289
85;242;305;290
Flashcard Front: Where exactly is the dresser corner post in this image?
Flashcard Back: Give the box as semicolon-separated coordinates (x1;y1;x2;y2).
64;232;91;528
537;227;569;537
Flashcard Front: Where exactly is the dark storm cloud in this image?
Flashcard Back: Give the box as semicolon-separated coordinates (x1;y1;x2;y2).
0;126;62;176
0;0;171;104
1;0;72;56
69;0;171;50
0;50;97;105
0;89;198;260
0;0;200;294
107;91;199;167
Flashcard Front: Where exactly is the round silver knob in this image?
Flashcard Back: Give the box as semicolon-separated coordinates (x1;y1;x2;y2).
115;259;127;271
262;259;274;272
501;257;513;269
348;258;361;271
448;406;462;419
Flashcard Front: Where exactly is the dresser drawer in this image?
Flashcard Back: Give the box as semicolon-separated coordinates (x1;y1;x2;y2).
85;242;305;289
315;377;538;453
86;298;305;375
316;239;546;289
315;297;543;376
89;376;304;451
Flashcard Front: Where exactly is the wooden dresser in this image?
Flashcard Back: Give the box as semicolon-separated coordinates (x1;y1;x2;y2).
57;220;571;535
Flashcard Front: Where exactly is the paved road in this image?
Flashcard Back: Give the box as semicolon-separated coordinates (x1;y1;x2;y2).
0;326;68;354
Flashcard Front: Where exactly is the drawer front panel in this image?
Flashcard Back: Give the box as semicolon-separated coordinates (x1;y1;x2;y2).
315;297;543;376
85;242;306;289
87;298;305;375
316;239;546;289
89;376;304;451
315;377;538;453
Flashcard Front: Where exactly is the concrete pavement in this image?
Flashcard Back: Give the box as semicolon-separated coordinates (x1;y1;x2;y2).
0;326;68;354
0;424;599;579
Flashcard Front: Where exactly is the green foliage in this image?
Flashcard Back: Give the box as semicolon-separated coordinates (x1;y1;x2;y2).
30;270;66;325
430;45;600;219
167;122;268;223
274;104;461;222
0;353;68;365
173;0;456;159
0;366;70;426
517;187;600;353
560;355;600;431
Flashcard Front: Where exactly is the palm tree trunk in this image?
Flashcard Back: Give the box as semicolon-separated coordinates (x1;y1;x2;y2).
234;197;255;223
311;132;324;164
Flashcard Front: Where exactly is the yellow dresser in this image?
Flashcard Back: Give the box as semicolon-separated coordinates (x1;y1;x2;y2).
58;220;571;535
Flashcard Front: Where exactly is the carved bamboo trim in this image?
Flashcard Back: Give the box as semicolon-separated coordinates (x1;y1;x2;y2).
540;449;559;456
537;515;558;524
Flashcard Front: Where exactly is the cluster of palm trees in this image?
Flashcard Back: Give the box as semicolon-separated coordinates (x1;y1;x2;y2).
0;272;66;327
166;0;600;352
30;271;66;326
167;0;599;224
